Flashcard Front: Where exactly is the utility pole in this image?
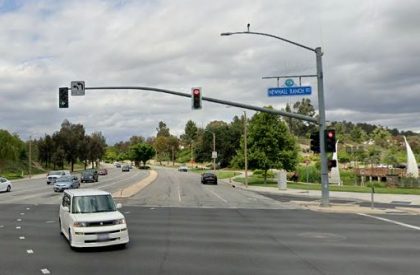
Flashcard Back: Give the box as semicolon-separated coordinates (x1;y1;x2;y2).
29;136;32;179
212;132;216;172
244;111;248;188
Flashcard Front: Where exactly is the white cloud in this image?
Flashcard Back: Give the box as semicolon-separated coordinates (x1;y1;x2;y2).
0;0;419;144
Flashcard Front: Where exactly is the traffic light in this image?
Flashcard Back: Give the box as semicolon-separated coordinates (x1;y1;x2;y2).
328;159;337;170
325;129;336;152
191;87;202;110
59;87;69;108
310;131;320;153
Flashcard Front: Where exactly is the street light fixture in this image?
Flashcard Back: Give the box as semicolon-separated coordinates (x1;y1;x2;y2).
221;29;329;206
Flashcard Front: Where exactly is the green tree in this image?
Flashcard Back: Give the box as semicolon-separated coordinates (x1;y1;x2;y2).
156;121;170;137
85;132;106;168
180;120;198;163
236;108;299;183
284;99;317;137
130;143;156;167
371;127;391;148
59;120;85;172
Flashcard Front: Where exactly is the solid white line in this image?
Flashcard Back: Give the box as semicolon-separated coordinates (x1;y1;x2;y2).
358;213;420;231
208;190;228;203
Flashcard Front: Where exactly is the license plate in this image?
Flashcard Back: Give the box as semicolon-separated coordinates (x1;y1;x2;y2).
98;233;109;241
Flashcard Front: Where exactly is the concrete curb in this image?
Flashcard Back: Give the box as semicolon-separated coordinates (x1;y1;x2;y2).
112;170;158;198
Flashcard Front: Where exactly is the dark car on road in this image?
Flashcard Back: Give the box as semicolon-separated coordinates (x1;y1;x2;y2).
81;169;98;183
122;165;130;172
53;176;80;192
201;172;218;185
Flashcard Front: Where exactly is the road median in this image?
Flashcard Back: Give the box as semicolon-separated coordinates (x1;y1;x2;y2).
113;169;158;198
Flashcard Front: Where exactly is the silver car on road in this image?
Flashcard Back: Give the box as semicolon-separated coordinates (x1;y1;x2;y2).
54;176;80;192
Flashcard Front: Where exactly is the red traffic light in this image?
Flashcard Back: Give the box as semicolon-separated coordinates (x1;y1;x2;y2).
191;87;202;109
324;129;336;152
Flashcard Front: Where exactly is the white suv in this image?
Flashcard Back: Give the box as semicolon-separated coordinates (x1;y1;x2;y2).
59;189;129;248
47;170;71;185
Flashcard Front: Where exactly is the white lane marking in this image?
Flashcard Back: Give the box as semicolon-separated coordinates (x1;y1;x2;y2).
27;249;34;254
41;269;51;274
45;221;55;224
19;236;25;240
20;213;25;215
26;207;30;210
16;226;21;230
17;218;22;222
177;183;182;202
0;225;4;228
208;189;228;203
358;213;420;231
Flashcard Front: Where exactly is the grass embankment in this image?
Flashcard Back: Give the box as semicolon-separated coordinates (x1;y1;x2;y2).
0;161;98;180
233;176;420;195
189;168;241;179
0;160;46;180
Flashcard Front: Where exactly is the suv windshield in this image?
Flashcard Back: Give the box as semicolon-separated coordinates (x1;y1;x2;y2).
72;195;116;214
56;176;72;182
49;171;63;176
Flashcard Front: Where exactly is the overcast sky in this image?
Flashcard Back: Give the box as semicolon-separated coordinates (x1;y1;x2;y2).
1;0;419;144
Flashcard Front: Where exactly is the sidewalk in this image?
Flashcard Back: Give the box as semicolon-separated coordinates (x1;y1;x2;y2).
225;176;420;215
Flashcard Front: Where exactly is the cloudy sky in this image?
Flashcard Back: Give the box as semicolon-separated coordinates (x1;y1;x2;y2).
0;0;419;144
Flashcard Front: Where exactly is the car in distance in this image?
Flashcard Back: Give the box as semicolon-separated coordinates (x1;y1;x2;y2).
0;177;12;192
59;189;129;248
121;165;130;172
114;162;121;168
178;166;188;172
47;170;71;185
81;169;98;183
98;168;108;176
54;176;80;192
201;172;218;185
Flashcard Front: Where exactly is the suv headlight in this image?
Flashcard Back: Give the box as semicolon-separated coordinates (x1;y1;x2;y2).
113;219;126;225
73;222;88;227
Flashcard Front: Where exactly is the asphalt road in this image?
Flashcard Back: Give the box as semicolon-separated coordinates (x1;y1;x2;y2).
0;166;149;205
1;166;420;275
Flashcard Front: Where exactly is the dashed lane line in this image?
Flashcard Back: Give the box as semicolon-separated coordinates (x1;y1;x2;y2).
41;269;51;274
178;183;182;202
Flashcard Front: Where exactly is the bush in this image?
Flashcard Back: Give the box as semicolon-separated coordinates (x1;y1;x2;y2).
295;165;321;183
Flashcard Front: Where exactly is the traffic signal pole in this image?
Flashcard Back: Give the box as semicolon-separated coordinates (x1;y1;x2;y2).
315;47;330;207
220;30;330;207
82;86;318;123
